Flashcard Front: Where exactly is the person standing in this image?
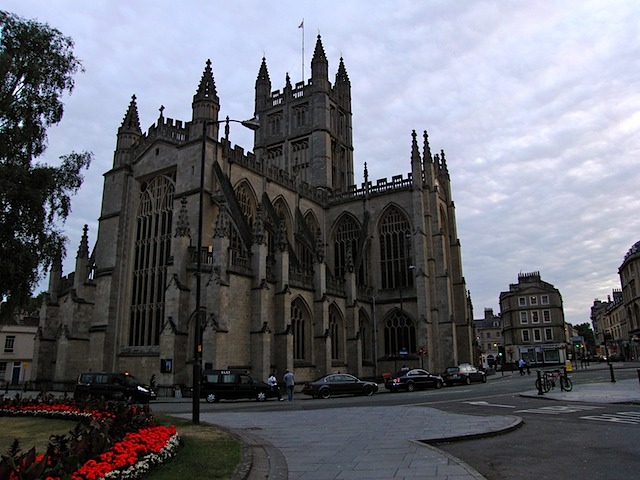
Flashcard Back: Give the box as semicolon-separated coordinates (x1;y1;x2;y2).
283;369;295;401
268;371;284;401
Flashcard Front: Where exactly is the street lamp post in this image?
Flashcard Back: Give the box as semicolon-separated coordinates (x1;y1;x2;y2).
192;115;259;425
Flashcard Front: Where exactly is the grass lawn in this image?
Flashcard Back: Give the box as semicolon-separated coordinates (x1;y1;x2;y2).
0;417;78;454
0;414;242;479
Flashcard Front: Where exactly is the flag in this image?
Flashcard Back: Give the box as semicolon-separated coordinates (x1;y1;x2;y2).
298;20;304;29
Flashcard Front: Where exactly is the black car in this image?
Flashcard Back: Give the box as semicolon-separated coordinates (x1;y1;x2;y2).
74;372;157;403
200;369;278;403
302;373;378;399
442;364;487;386
384;368;444;392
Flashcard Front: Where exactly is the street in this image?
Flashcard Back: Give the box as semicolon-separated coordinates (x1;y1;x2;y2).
152;366;640;479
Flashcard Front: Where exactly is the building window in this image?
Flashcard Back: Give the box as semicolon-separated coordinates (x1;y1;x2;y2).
329;308;342;361
496;331;501;337
292;302;306;361
520;311;528;324
531;311;540;323
530;296;538;306
268;112;282;136
383;311;416;356
359;310;373;362
293;104;308;128
544;328;553;341
129;173;174;347
0;362;6;378
522;330;530;342
541;295;549;305
486;332;491;338
533;329;541;342
518;297;526;307
4;336;15;353
543;310;551;323
235;182;256;230
379;207;412;290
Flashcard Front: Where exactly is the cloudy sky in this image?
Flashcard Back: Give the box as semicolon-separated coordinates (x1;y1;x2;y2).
6;1;640;326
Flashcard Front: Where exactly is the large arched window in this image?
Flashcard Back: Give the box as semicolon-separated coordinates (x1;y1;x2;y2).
383;311;416;356
379;207;413;290
129;173;175;347
234;181;257;230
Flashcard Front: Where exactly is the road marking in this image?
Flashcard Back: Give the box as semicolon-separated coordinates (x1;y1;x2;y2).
580;411;640;425
515;405;602;415
465;401;516;408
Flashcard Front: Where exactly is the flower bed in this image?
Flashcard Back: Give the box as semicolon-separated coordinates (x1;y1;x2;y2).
0;394;179;480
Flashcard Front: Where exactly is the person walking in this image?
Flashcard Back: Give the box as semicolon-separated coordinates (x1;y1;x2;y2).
518;358;525;375
283;369;295;401
268;371;284;401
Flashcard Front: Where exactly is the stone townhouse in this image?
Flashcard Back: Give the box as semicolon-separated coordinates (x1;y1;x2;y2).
33;35;474;391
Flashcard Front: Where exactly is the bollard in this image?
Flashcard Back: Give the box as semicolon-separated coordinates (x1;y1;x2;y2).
609;363;616;383
536;370;544;395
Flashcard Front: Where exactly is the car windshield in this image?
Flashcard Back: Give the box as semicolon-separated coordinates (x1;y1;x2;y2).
445;367;459;374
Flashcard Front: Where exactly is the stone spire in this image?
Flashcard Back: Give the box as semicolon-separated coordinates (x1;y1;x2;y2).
114;95;142;168
311;35;329;89
255;57;272;111
118;95;142;136
191;60;220;138
193;59;219;104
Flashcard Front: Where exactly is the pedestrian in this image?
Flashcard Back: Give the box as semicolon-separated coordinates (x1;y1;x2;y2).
518;358;525;375
525;360;531;375
283;369;295;401
268;371;284;401
149;374;156;389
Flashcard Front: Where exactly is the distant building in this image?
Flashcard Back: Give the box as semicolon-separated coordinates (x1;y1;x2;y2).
33;35;474;390
474;308;502;369
0;312;38;386
591;240;640;361
500;272;567;365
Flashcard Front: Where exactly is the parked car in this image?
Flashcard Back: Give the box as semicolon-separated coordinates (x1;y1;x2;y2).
384;368;444;392
442;364;487;386
201;369;277;403
302;373;378;399
74;372;157;403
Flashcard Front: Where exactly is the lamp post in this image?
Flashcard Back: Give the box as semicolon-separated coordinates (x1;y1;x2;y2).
192;115;259;425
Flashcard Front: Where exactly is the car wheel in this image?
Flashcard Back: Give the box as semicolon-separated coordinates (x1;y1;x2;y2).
481;375;487;383
435;380;443;389
362;385;374;396
256;391;267;402
465;376;471;385
319;388;331;399
406;382;415;392
205;393;218;403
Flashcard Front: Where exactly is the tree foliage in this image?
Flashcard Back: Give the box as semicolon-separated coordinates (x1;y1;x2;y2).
0;11;92;317
574;322;597;352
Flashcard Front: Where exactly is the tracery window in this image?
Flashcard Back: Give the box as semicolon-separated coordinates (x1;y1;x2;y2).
379;207;413;290
268;112;282;136
129;173;175;347
235;182;256;230
292;300;308;361
329;308;342;361
383;311;416;356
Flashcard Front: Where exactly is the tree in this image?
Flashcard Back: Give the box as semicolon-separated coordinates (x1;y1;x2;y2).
574;322;597;354
0;11;92;318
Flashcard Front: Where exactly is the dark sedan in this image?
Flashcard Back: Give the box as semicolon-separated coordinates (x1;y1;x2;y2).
442;364;487;386
385;368;444;392
302;373;378;399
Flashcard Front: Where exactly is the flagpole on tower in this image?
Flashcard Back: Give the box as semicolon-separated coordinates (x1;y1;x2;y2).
299;18;304;83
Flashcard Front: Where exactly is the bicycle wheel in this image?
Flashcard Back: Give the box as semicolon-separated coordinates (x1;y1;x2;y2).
535;377;552;393
560;376;573;392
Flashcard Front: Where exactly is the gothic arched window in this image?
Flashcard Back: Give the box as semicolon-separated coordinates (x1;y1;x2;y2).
292;299;310;361
234;182;256;230
379;207;413;290
129;173;175;347
383;311;416;356
329;307;343;361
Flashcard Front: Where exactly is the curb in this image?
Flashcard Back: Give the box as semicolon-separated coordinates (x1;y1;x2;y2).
421;415;524;445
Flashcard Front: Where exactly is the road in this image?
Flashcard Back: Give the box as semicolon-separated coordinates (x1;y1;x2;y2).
152;367;640;479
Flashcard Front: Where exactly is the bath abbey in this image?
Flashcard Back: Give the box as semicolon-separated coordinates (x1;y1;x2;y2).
33;35;475;390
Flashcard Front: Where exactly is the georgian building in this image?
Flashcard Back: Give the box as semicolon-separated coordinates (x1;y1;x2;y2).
500;272;567;365
474;308;502;369
591;240;640;361
32;35;474;391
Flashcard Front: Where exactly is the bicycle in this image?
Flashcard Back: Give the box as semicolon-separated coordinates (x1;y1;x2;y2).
535;369;572;393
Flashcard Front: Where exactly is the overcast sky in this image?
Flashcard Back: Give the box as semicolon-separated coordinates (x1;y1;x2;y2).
6;1;640;326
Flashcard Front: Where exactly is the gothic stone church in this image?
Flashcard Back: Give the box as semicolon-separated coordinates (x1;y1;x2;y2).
33;35;475;391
